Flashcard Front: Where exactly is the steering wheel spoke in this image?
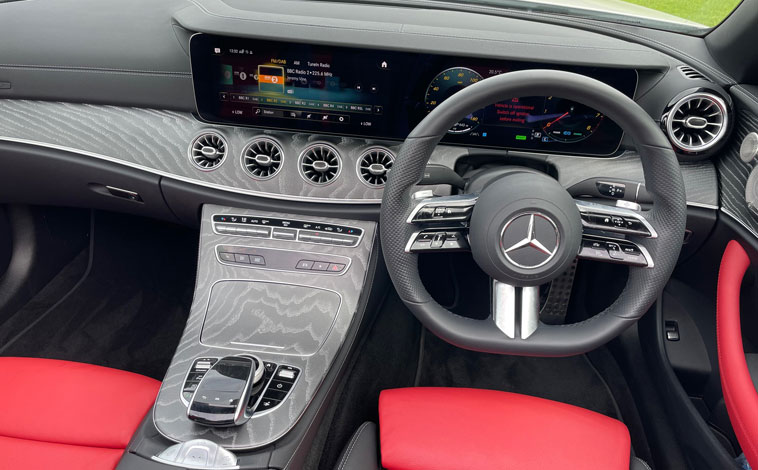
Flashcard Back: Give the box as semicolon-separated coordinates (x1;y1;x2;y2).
492;280;540;339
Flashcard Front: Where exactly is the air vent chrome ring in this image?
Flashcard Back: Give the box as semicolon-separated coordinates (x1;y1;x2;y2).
298;143;342;186
664;92;728;154
241;137;284;180
188;131;228;171
356;147;395;188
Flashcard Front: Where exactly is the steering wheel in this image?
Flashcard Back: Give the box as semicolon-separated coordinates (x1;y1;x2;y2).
380;70;686;356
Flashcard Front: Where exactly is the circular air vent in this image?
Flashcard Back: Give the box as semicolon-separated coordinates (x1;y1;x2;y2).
241;138;284;180
357;147;394;188
664;92;728;153
189;132;227;171
299;144;341;185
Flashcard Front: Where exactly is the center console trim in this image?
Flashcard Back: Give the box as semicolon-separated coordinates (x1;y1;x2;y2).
152;205;377;450
198;278;344;357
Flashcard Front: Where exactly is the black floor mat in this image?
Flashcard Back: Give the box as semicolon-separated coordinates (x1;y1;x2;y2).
0;212;197;380
417;329;620;419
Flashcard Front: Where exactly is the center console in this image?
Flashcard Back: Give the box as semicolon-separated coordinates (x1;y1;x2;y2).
152;204;377;450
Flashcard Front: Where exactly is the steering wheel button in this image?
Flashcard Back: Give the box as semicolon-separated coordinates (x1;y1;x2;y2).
433;207;446;217
431;233;446;248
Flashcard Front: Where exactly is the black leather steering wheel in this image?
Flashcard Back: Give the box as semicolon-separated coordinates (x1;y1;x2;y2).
380;70;686;356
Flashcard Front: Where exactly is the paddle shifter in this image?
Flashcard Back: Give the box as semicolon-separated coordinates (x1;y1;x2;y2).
187;355;264;427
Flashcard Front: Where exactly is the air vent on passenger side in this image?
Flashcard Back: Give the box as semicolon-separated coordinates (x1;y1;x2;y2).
189;132;227;171
677;65;710;82
663;92;728;154
357;147;394;188
241;138;284;180
299;144;341;185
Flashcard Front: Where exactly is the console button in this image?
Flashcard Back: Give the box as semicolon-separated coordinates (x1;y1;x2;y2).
256;397;281;411
234;254;251;264
276;369;297;381
183;382;199;393
219;252;236;262
250;255;265;266
327;263;346;273
238;226;271;238
312;261;329;271
269;380;294;393
263;389;288;401
215;224;237;235
296;260;314;270
272;228;297;240
187;372;205;382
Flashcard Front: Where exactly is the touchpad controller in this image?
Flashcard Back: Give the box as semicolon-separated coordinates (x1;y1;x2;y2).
200;280;342;356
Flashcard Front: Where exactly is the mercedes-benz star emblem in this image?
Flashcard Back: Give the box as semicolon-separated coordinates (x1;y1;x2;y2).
500;213;560;269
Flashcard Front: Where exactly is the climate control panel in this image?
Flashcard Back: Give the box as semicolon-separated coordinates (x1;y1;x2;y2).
213;214;363;247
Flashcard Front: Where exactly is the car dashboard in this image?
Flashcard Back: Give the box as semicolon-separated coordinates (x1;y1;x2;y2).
0;0;748;467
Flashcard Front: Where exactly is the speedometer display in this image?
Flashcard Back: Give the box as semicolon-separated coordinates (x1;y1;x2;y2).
541;97;605;143
425;67;483;134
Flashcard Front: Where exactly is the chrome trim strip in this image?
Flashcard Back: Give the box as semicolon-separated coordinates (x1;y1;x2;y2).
0;137;720;209
687;201;719;210
492;280;516;339
721;208;758;239
0;137;384;204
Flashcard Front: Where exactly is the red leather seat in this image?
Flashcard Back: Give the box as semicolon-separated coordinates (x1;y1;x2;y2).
380;387;632;470
0;357;161;470
335;387;647;470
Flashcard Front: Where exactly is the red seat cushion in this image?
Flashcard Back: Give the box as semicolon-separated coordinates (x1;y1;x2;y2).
379;387;631;470
0;357;160;469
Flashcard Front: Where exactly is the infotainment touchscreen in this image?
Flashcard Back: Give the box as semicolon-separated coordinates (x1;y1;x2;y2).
190;34;637;156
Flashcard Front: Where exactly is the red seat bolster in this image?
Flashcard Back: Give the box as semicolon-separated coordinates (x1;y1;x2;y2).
379;387;631;470
0;357;160;449
717;240;758;468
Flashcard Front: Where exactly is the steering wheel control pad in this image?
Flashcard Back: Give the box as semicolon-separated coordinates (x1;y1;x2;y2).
469;172;582;287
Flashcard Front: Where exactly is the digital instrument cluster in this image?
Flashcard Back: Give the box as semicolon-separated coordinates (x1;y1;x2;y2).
190;34;637;156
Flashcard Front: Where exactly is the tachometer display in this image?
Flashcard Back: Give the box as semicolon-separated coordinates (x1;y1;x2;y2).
425;67;484;134
541;97;605;143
